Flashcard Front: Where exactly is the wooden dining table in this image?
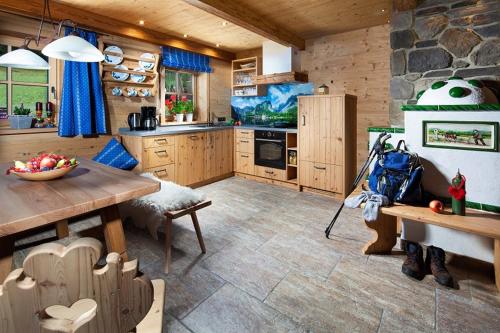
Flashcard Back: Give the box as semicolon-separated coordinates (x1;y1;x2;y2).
0;158;160;282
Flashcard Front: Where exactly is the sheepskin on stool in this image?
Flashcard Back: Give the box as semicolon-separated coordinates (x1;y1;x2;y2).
119;173;205;239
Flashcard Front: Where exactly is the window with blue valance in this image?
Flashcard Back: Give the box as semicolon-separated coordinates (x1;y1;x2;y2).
161;46;212;73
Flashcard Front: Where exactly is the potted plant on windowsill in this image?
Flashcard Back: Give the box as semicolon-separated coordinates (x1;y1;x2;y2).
9;104;33;129
183;98;194;122
166;95;184;122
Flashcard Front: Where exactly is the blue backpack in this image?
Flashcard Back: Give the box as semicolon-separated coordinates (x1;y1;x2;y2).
368;140;424;204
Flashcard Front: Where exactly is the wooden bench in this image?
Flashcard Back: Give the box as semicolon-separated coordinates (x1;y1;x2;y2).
356;196;500;290
164;200;211;273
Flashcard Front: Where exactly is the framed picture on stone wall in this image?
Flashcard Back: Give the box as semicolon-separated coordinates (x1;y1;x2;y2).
422;121;498;152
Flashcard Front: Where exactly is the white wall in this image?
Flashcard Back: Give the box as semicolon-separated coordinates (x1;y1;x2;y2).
403;110;500;263
263;41;293;75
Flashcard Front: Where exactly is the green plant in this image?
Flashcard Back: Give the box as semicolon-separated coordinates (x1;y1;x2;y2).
183;100;194;114
13;104;31;116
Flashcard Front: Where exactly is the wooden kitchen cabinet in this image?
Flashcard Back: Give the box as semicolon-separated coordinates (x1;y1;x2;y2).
235;152;255;175
298;95;356;197
255;165;287;182
175;132;206;186
121;128;233;187
205;129;234;180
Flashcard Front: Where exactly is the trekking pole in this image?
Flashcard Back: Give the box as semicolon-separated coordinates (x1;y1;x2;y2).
325;132;392;238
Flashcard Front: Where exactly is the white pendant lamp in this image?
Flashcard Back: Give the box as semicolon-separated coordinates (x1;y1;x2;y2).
0;46;50;70
42;33;104;62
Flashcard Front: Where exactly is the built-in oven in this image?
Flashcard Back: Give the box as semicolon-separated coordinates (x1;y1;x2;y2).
254;130;287;170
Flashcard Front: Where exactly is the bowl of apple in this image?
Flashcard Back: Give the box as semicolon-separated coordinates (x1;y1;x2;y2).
7;153;79;181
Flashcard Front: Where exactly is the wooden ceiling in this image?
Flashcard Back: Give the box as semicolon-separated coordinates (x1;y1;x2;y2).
55;0;390;51
55;0;267;52
215;0;392;40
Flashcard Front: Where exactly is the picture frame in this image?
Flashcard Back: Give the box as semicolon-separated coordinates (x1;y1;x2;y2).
422;120;498;152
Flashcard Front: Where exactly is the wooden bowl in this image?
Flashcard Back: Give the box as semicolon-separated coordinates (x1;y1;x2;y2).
10;163;79;181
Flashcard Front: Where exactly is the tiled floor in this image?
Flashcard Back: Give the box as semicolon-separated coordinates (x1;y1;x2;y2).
13;177;500;332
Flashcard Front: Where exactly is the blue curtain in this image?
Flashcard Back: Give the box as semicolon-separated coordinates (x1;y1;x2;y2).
162;46;212;73
58;28;106;137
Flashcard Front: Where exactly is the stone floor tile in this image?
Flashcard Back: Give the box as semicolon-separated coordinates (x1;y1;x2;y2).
163;313;193;333
378;310;436;333
201;244;290;300
141;263;225;319
258;232;342;278
436;289;500;333
329;255;436;328
183;283;307;333
265;271;383;333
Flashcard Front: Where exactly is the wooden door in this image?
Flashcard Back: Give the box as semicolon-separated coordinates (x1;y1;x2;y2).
176;133;206;185
205;129;233;180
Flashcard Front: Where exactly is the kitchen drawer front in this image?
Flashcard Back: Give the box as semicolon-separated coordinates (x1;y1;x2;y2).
255;166;287;181
144;145;175;168
235;129;254;139
299;161;343;193
144;136;175;149
144;164;175;181
235;152;255;175
235;137;254;153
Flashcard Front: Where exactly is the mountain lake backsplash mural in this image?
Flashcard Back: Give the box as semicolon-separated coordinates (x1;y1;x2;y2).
231;83;314;127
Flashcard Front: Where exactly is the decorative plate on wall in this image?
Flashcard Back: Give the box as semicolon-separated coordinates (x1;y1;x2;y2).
139;53;155;70
104;45;124;65
131;67;146;83
112;65;129;81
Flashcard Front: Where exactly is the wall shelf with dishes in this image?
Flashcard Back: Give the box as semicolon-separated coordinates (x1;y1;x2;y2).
98;37;159;98
231;56;266;97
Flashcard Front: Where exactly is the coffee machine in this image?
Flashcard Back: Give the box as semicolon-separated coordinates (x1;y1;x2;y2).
127;113;141;131
140;106;158;130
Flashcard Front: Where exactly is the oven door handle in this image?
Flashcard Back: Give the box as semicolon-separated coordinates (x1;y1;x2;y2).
255;138;284;143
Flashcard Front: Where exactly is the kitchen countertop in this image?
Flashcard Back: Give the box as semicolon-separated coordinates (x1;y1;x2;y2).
119;124;298;137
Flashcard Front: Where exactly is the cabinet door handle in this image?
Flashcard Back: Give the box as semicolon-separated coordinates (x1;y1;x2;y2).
189;135;199;140
314;165;326;170
240;131;249;134
154;150;167;155
265;170;274;174
240;154;249;158
240;140;249;143
154;169;167;176
301;115;306;126
154;138;167;144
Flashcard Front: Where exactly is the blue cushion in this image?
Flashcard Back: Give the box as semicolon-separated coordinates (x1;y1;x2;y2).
93;138;138;170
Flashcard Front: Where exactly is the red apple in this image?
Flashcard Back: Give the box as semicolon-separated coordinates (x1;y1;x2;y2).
429;200;444;213
40;157;57;169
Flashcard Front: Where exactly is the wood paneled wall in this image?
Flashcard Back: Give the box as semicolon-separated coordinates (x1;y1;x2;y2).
209;58;232;120
300;25;391;170
0;133;111;162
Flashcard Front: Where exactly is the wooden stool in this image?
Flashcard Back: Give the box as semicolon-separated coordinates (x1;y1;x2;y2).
164;200;211;273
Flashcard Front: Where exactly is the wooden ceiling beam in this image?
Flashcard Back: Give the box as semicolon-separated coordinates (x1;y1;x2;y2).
0;0;235;61
183;0;305;50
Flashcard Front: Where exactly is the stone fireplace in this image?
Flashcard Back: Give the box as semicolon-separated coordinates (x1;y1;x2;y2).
390;0;500;125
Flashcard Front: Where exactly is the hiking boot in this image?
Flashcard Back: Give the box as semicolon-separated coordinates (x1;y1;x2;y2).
402;241;425;280
425;246;454;287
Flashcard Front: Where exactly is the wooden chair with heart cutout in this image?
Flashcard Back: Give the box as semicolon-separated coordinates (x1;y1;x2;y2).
0;238;165;333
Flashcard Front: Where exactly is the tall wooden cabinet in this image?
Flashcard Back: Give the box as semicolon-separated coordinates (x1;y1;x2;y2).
298;95;357;197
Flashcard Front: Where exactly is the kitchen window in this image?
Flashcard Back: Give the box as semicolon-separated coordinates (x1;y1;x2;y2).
162;68;196;105
0;39;56;115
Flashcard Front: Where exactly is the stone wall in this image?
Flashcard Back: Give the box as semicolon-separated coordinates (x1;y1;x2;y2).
390;0;500;125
